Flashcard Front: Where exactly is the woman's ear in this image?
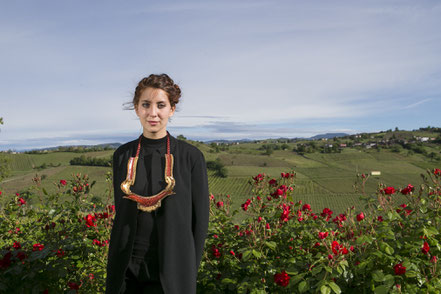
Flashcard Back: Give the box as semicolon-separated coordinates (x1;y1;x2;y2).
169;105;176;117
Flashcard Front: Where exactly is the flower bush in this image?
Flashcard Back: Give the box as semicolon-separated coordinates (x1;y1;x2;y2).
0;173;114;293
1;168;441;293
198;169;441;293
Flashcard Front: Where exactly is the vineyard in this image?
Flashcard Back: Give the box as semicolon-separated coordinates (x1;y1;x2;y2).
1;138;440;216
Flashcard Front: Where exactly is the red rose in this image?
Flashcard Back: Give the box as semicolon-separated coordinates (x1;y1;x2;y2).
253;173;264;183
318;232;329;239
241;199;251;211
431;256;438;264
0;252;12;269
212;246;221;258
434;168;441;176
356;212;365;221
268;179;277;186
92;239;103;247
84;214;96;227
332;241;340;254
377;216;384;222
328;254;334;260
56;249;65;258
422;242;430;255
394;263;406;275
32;243;44;251
229;250;235;256
274;270;290;287
18;198;26;206
216;201;224;208
68;282;80;290
13;241;21;250
60;179;67;186
383;186;396;195
302;204;311;211
321;208;333;218
401;184;414;195
0;191;2;196
266;223;270;230
16;251;27;261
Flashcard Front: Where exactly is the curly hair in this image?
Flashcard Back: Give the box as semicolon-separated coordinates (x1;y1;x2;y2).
127;73;181;109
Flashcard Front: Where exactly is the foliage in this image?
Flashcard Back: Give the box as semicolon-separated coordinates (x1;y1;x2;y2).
1;163;441;292
207;158;228;178
70;155;112;167
0;173;113;293
0;117;11;183
198;169;441;293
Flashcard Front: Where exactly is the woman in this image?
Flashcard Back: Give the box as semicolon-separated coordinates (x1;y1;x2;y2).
105;74;209;294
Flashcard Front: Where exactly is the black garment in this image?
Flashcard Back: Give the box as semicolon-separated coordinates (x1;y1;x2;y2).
106;134;209;294
123;135;165;293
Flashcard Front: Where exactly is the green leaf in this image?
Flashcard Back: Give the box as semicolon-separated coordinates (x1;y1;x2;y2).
372;270;385;282
380;242;394;255
290;273;305;285
320;285;331;294
426;226;439;236
252;249;262;258
221;278;236;285
311;265;323;276
298;281;308;293
328;282;341;294
374;285;390;294
265;241;277;251
242;250;252;261
250;290;266;294
42;188;48;195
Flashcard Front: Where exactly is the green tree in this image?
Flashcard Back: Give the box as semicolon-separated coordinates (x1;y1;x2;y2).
0;117;11;182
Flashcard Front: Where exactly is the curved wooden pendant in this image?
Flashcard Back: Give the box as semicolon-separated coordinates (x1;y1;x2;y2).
120;134;175;212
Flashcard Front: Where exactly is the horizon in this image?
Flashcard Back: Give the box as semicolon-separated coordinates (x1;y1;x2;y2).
1;1;441;151
2;126;438;152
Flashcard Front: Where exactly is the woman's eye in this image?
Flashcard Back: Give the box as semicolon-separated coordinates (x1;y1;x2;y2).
142;103;150;108
158;103;165;108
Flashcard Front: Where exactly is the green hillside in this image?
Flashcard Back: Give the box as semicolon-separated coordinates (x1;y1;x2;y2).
1;128;440;214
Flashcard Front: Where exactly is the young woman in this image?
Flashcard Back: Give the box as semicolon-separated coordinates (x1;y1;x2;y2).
105;74;209;294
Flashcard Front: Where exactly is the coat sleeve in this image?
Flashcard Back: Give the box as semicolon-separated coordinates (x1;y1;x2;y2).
113;150;123;215
191;150;210;269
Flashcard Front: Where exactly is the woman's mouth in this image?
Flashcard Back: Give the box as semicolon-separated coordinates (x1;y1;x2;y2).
148;121;159;126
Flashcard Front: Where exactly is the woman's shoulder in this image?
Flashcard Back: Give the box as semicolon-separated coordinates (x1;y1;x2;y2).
174;137;205;160
113;138;138;158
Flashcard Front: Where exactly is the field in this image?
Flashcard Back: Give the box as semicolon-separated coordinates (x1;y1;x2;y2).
1;137;440;214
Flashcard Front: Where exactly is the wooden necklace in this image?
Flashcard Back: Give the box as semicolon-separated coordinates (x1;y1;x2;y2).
121;132;175;212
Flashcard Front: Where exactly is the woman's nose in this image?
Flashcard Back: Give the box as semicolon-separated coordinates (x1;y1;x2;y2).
148;106;158;117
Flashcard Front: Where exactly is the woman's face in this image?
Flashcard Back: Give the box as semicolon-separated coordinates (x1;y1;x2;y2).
135;87;175;139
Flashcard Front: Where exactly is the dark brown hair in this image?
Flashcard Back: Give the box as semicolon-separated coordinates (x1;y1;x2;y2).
127;73;181;110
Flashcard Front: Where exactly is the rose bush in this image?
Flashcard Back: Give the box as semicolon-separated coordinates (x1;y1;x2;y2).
0;173;114;293
197;169;441;293
1;168;441;293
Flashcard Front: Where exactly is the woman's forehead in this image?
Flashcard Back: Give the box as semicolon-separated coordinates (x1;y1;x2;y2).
139;88;169;101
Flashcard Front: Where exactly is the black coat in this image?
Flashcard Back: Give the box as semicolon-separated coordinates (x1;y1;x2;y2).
105;134;209;294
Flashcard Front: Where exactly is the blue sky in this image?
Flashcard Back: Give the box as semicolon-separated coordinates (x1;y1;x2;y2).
1;0;440;150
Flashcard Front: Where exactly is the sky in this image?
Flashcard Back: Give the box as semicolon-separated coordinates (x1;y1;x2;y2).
1;0;441;151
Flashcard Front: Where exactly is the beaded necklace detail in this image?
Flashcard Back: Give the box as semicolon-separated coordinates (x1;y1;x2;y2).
121;132;175;212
